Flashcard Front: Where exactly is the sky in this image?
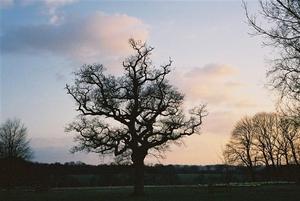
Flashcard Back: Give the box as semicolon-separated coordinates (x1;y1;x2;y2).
0;0;277;165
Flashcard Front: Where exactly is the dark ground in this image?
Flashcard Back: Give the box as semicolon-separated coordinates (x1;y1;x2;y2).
1;184;300;201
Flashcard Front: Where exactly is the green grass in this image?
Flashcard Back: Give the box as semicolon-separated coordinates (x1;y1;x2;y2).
1;184;300;201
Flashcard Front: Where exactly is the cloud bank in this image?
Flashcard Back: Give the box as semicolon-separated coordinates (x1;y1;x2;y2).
170;64;264;141
173;64;254;107
1;12;149;63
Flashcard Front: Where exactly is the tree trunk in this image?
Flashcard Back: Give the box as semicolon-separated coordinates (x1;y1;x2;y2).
262;150;269;167
133;160;144;196
246;150;255;181
132;151;146;196
290;142;299;165
284;151;289;165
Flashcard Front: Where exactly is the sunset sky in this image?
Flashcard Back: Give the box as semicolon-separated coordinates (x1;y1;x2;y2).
0;0;277;165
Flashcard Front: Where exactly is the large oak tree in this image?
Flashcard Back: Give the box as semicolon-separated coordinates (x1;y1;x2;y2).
66;39;207;195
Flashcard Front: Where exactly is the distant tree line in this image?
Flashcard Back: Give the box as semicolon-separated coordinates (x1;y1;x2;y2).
0;160;227;189
1;159;299;190
224;112;300;180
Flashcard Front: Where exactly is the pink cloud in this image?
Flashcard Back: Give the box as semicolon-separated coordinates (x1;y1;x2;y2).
185;64;238;78
173;64;241;104
1;12;149;65
83;12;149;59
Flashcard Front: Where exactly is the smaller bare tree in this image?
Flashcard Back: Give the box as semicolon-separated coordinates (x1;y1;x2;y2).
276;117;291;165
279;116;300;165
0;118;33;161
223;116;257;180
252;112;280;167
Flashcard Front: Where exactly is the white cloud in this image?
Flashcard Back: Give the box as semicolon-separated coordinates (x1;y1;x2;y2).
43;0;78;24
1;0;78;23
1;12;149;66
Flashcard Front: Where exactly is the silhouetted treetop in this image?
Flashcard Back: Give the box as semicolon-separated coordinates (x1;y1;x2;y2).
0;118;33;160
245;0;300;101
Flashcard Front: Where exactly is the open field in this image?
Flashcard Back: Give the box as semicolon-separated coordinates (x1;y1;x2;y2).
1;184;300;201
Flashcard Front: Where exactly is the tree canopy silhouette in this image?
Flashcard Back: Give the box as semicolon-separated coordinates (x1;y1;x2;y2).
66;39;207;195
223;116;257;180
224;112;300;175
0;118;33;161
245;0;300;102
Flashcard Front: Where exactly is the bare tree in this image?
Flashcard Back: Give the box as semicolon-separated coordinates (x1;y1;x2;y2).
245;0;300;102
224;110;300;180
223;116;257;180
276;117;292;165
279;115;300;165
66;39;207;195
252;112;280;167
0;118;33;161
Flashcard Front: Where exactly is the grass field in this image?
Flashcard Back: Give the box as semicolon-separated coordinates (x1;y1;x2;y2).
1;184;300;201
